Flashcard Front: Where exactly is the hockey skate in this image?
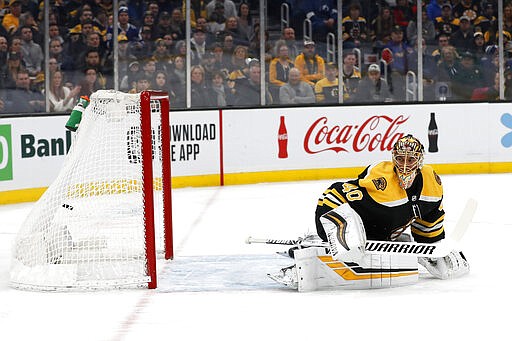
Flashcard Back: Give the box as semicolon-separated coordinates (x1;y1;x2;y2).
268;264;298;289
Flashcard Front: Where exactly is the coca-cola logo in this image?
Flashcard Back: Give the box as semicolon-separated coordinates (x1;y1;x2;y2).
304;115;409;154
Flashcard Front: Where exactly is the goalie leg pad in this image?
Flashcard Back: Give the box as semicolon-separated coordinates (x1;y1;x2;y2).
293;247;419;292
319;204;366;262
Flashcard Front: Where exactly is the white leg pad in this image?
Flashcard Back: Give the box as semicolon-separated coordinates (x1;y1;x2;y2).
295;247;419;292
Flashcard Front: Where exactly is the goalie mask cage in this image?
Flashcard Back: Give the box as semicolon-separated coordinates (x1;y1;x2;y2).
10;90;172;291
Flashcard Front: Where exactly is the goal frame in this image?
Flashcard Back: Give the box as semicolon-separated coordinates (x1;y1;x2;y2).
140;90;173;289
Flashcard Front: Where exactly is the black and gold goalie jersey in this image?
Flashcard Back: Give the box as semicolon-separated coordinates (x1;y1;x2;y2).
315;161;445;243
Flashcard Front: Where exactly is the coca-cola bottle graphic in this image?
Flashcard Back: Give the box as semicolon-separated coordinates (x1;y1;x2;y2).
428;112;439;153
278;116;288;159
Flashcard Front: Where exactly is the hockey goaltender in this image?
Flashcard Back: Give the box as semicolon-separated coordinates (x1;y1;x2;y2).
268;135;470;291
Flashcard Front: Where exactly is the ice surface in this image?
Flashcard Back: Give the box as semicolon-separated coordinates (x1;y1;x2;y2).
0;174;510;341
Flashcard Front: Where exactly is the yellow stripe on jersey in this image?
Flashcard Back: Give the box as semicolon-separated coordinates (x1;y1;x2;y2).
358;161;407;205
419;165;443;200
415;214;445;228
411;226;444;239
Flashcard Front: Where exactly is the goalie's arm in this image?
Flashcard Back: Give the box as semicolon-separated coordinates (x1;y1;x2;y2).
411;203;446;243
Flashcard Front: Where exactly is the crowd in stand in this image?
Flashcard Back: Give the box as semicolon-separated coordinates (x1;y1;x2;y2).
0;0;510;114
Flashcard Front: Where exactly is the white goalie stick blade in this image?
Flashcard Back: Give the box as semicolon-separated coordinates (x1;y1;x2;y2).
247;198;478;258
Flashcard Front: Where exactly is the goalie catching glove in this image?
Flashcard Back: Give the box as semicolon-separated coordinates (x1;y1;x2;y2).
418;250;469;279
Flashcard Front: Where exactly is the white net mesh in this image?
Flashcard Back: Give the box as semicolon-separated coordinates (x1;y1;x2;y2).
10;90;168;290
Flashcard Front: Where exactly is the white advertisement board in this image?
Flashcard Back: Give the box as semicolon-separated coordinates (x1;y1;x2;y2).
222;103;508;173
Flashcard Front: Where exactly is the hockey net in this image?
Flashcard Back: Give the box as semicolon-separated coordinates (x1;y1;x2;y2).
10;90;172;290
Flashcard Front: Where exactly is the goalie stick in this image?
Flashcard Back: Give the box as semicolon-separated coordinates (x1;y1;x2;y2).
247;198;478;258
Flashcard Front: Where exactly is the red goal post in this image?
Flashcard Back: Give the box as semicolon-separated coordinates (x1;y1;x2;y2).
10;90;173;291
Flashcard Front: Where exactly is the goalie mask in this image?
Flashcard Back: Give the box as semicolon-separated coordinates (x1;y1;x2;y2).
392;135;424;189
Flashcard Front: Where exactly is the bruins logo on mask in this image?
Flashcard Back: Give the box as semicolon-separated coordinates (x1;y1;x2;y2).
372;177;387;191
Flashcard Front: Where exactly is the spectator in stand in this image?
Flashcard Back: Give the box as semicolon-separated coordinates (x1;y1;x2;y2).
279;67;316;105
185;0;208;29
276;27;299;61
206;0;237;21
453;0;480;21
140;11;157;40
17;12;42;46
116;33;136;76
63;26;86;70
0;36;8;76
222;32;235;57
407;8;436;44
191;28;209;66
129;72;152;94
141;58;157;83
201;51;218;83
2;0;22;36
5;69;45;113
195;16;216;46
120;60;139;92
504;4;512;37
169;56;186;107
392;0;414;34
82;31;108;66
1;52;23;89
370;5;395;52
81;48;109;89
355;63;393;103
474;3;497;38
342;51;361;101
426;0;445;22
237;1;253;42
224;16;248;46
50;38;65;68
437;45;460;84
106;6;139;49
294;40;325;86
228;45;249;80
432;33;451;64
152;38;173;74
48;23;64;45
227;60;271;106
207;2;226;34
450;15;474;53
19;25;43;77
211;43;230;73
155;10;181;41
341;3;368;49
471;31;487;64
169;54;186;87
269;41;294;102
435;3;460;38
382;25;412;101
161;33;177;56
209;70;228;107
47;70;81;112
300;0;337;43
452;51;484;100
315;62;342;104
76;66;99;98
132;26;155;59
190;64;216;107
146;1;160;20
248;23;272;62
